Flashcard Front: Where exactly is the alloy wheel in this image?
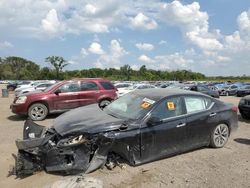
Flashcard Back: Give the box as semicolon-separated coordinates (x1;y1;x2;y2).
213;124;229;147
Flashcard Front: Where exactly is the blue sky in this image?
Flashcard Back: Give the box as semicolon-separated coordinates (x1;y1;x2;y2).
0;0;250;76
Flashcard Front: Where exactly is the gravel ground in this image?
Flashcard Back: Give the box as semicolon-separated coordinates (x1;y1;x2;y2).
0;84;249;188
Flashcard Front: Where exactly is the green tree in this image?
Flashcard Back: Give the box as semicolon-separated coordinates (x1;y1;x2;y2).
45;56;68;79
120;64;132;80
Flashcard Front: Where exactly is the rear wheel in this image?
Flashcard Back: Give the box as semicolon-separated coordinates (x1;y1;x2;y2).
28;103;48;121
99;100;111;109
240;112;250;120
210;124;229;148
8;86;14;91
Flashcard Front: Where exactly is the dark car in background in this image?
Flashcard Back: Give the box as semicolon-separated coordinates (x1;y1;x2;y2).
13;89;238;176
236;85;250;97
7;81;34;91
10;78;117;121
238;96;250;119
188;85;220;98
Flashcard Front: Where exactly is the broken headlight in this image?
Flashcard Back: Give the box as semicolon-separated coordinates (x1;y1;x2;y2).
57;135;86;147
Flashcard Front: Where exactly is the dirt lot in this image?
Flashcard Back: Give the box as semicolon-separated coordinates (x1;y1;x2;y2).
0;84;249;188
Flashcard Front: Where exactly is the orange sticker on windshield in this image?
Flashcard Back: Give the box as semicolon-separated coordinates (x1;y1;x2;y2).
167;102;175;110
141;102;151;109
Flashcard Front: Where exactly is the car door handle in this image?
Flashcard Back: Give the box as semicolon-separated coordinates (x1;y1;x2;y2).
209;112;217;117
176;123;186;128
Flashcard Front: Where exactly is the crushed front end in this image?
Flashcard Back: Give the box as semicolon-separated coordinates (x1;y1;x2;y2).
12;119;114;176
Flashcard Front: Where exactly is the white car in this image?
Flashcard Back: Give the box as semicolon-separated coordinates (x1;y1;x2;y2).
118;84;156;97
15;82;54;96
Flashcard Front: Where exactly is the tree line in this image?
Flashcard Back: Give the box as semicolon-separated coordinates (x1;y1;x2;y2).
0;56;249;82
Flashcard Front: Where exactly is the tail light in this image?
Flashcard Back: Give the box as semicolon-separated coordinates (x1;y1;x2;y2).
231;106;238;112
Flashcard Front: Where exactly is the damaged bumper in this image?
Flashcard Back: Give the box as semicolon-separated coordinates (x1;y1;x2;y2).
13;119;114;176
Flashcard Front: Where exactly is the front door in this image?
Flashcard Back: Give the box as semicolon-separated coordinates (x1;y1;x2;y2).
140;96;187;163
52;81;80;110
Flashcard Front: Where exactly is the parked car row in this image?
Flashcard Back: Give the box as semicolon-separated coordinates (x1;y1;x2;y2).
9;79;250;121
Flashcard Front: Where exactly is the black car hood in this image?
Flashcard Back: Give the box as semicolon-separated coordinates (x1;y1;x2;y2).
53;104;125;136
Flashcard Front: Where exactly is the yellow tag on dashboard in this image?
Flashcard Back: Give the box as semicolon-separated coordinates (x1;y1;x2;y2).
141;102;151;109
167;102;175;110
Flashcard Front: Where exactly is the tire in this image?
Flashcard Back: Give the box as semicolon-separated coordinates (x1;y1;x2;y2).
28;103;48;121
99;100;111;109
8;86;14;91
240;112;250;120
210;124;229;148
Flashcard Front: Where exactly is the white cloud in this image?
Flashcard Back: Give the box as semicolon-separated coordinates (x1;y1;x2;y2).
131;64;140;70
160;1;222;52
85;4;97;15
88;42;105;54
80;48;88;58
95;39;128;68
130;13;158;30
138;54;154;63
135;43;154;51
159;40;167;45
41;9;61;34
154;53;194;70
0;41;13;49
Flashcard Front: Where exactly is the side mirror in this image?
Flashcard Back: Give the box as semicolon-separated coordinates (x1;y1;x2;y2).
54;90;61;95
147;116;161;126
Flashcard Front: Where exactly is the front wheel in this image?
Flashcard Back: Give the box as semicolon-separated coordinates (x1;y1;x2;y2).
28;103;48;121
210;124;229;148
99;100;111;109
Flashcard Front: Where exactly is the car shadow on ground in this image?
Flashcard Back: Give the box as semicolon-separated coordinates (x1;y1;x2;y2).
237;114;250;123
8;114;61;121
8;115;26;121
234;138;250;146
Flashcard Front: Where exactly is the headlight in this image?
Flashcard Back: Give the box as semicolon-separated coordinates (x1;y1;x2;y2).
15;96;27;104
239;99;245;105
58;135;86;147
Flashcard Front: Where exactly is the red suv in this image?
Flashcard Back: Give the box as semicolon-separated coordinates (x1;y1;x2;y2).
11;78;117;121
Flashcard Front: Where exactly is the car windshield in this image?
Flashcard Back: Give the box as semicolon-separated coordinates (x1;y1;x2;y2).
104;92;156;120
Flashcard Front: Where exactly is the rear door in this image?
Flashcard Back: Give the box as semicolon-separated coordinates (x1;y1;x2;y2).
78;81;101;106
184;96;218;149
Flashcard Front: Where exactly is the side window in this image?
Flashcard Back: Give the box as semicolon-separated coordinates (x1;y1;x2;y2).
100;82;115;90
38;84;46;87
81;82;99;91
231;85;237;89
58;82;80;93
197;86;208;91
190;86;197;91
151;97;184;120
184;96;212;113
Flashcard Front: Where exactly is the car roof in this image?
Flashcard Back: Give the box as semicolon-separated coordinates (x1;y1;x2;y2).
132;88;209;101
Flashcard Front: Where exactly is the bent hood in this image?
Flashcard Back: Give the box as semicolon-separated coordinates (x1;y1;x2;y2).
53;104;124;136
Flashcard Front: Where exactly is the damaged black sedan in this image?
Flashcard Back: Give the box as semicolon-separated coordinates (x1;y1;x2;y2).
13;89;238;176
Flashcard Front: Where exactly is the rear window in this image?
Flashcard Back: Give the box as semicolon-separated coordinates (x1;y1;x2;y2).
81;81;99;91
100;81;115;90
184;96;213;113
